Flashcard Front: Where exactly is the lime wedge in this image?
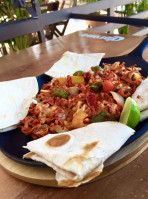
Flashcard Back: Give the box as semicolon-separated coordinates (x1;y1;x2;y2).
119;97;140;129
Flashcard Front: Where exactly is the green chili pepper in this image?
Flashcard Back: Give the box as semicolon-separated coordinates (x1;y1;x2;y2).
73;70;84;76
42;124;48;130
90;81;103;92
53;88;68;99
92;65;103;73
90;110;116;123
90;83;99;92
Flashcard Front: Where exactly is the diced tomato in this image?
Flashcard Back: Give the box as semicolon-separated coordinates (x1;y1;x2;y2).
86;91;98;107
103;80;115;93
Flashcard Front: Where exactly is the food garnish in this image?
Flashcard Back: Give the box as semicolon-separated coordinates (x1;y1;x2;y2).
119;97;140;128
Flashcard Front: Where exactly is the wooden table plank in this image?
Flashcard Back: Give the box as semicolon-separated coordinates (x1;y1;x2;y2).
0;148;148;199
0;30;146;81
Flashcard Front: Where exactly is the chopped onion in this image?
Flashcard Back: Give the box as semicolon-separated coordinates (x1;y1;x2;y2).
113;73;118;80
110;91;124;107
40;89;50;93
111;62;120;70
68;86;79;96
106;65;110;70
32;99;37;104
110;104;117;115
53;125;68;133
135;67;142;71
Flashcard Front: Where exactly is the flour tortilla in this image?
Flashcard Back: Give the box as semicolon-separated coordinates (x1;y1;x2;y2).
24;121;134;187
45;51;105;78
0;125;17;133
56;163;103;187
0;77;38;132
132;77;148;111
140;109;148;122
24;151;104;187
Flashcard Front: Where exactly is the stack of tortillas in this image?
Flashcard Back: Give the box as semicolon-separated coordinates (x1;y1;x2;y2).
0;77;38;132
24;122;134;187
45;51;105;78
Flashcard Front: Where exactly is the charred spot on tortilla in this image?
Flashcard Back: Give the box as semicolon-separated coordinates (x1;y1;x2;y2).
64;141;99;168
83;141;99;153
64;155;86;168
23;152;36;159
83;169;102;182
45;134;71;147
58;168;102;187
58;179;81;187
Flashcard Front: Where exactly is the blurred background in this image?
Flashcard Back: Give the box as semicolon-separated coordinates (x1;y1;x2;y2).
0;0;148;57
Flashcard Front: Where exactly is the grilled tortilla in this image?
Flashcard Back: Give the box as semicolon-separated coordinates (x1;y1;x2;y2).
24;121;134;187
140;109;148;122
0;77;38;132
132;77;148;111
45;51;105;78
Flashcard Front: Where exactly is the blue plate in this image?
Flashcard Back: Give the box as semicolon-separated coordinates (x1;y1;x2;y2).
0;38;148;167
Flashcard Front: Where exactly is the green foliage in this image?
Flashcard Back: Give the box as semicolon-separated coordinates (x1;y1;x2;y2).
118;0;148;34
85;0;100;2
0;0;34;56
119;25;129;34
137;0;148;12
78;0;100;4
